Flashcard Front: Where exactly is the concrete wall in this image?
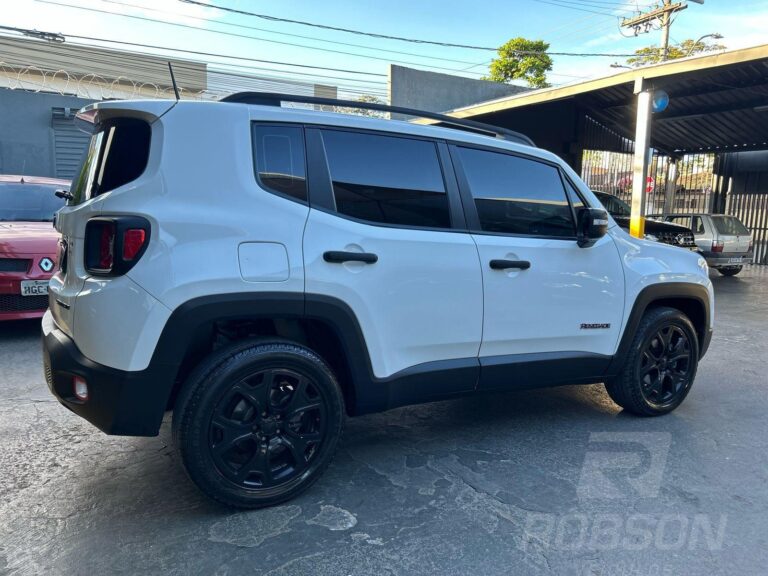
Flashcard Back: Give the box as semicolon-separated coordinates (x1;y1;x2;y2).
389;65;528;114
0;89;94;178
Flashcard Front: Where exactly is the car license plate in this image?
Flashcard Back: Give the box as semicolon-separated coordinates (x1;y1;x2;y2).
728;257;743;264
20;280;49;296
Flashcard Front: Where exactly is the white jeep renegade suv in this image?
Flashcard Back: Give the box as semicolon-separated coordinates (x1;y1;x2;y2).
43;93;714;508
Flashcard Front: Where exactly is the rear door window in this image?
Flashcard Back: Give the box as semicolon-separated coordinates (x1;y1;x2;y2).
320;130;451;229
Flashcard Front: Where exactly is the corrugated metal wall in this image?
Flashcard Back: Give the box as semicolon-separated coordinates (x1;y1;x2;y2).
715;154;768;265
51;108;89;181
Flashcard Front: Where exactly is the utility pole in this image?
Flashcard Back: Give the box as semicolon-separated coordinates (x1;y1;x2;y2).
621;1;690;61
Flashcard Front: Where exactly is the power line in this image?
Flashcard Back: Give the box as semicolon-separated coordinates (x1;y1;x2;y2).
0;33;386;86
537;0;634;10
530;0;617;16
37;0;494;77
179;0;499;51
0;34;389;96
566;0;654;7
177;0;639;57
100;0;482;67
8;28;387;78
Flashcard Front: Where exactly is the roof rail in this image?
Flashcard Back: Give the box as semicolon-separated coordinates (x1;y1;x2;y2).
219;92;536;147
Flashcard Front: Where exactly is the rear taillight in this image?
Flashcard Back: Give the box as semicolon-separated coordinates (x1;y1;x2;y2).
98;222;116;270
85;217;150;276
711;239;724;253
122;229;146;261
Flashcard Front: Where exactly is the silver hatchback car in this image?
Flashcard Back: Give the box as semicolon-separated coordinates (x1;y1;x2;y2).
652;213;753;276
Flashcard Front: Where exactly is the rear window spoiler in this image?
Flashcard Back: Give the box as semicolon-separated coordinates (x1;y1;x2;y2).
75;100;177;133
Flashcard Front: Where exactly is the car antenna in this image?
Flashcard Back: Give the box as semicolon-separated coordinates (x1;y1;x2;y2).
167;61;180;101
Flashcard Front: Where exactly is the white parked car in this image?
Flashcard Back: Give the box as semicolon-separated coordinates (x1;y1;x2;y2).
43;94;714;508
651;213;753;276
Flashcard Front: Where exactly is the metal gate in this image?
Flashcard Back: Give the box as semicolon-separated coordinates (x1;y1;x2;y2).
51;107;89;180
714;154;768;265
580;115;768;265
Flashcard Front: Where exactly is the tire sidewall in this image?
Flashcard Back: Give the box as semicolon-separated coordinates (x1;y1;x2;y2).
718;266;742;276
177;343;344;508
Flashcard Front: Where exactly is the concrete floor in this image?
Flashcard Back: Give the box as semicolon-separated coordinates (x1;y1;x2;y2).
1;267;766;576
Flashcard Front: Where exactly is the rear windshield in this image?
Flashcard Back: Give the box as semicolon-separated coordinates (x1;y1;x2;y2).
712;216;750;236
0;183;67;222
70;118;151;204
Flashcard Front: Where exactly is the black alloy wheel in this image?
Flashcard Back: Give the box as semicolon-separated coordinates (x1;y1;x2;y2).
173;341;345;508
209;368;326;489
637;324;693;408
604;306;699;416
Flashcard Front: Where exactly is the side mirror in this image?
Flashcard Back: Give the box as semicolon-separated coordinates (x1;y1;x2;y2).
577;207;609;248
55;189;74;202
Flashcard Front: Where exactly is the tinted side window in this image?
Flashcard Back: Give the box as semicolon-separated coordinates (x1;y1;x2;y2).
564;179;585;210
692;216;705;234
321;130;450;229
70;118;150;204
99;119;151;194
253;124;307;202
457;147;575;237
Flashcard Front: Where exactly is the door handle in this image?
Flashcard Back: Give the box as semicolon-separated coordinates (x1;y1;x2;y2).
323;251;378;264
489;259;530;270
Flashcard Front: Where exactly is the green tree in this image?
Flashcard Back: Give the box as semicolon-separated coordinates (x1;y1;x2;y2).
484;38;553;89
333;94;387;118
627;37;726;67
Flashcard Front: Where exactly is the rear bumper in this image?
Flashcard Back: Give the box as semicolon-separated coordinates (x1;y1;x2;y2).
699;251;753;267
42;311;174;436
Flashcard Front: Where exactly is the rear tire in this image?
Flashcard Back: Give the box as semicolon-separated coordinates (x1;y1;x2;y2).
717;266;742;276
604;307;699;416
173;340;345;508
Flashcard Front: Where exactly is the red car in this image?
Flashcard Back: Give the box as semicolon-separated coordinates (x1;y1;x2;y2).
0;175;68;321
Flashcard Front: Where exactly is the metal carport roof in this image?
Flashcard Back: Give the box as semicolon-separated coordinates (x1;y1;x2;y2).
428;44;768;157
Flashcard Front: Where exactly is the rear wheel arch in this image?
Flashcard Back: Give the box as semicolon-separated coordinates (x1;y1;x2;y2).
153;292;373;418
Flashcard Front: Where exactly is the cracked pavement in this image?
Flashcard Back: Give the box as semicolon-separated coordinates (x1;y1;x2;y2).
1;268;767;575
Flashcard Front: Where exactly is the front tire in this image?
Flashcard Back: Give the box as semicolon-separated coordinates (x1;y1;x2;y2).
173;341;345;508
605;307;699;416
717;265;742;276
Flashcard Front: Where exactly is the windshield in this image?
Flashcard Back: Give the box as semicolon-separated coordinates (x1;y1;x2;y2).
712;215;750;236
0;183;68;222
594;192;631;217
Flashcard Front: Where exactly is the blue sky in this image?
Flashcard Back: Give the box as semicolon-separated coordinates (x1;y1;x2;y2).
5;0;768;97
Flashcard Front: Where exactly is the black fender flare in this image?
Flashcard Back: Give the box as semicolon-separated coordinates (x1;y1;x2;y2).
605;282;711;377
149;292;381;415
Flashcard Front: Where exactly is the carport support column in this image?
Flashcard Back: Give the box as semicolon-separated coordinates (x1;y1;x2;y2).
630;79;653;239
